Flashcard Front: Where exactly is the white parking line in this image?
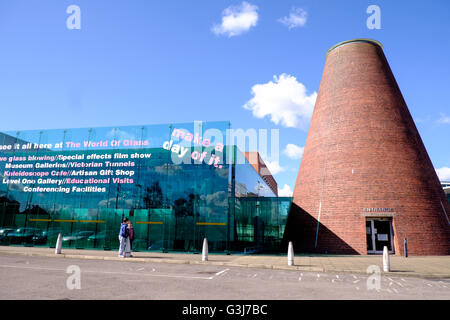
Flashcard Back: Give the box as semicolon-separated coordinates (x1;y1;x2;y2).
215;268;229;277
0;264;214;280
388;277;404;287
0;264;63;272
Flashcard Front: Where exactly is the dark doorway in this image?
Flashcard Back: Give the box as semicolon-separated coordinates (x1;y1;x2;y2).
366;218;394;254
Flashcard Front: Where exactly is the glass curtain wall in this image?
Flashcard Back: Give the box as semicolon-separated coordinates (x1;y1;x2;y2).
0;122;293;253
231;197;292;253
0;121;231;252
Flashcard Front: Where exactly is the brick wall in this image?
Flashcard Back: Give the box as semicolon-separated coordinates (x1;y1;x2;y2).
287;40;450;255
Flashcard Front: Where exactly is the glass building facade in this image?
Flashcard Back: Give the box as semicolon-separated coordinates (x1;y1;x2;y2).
0;121;292;253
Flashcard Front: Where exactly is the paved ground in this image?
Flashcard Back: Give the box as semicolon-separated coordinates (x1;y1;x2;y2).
1;245;449;279
0;254;449;300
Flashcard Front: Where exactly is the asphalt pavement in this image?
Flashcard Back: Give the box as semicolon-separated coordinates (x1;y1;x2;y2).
1;245;450;279
0;254;449;300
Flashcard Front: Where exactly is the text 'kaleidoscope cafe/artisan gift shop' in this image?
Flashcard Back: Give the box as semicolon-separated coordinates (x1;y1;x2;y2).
0;121;291;253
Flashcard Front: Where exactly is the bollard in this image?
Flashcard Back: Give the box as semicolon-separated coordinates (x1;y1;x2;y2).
55;233;62;254
202;238;208;261
382;246;390;272
288;241;294;266
404;238;408;258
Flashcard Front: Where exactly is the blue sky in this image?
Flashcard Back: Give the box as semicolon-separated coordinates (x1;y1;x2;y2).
0;0;449;194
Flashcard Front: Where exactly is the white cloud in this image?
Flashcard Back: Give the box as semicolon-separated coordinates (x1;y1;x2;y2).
283;143;304;159
278;184;293;197
436;167;450;181
437;113;450;124
243;73;317;130
98;198;134;208
279;7;308;29
200;191;228;214
265;160;285;175
212;2;258;37
107;128;136;141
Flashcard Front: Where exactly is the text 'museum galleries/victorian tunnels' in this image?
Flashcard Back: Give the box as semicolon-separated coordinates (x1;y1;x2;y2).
0;121;291;253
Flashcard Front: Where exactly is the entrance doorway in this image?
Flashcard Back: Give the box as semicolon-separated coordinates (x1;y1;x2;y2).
366;218;394;254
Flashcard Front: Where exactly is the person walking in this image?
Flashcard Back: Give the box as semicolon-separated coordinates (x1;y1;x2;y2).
124;221;134;257
128;221;134;251
118;218;129;258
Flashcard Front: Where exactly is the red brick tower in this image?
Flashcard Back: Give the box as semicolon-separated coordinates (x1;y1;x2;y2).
287;39;450;255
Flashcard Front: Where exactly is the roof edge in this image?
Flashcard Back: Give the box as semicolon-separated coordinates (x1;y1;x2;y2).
326;39;383;56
